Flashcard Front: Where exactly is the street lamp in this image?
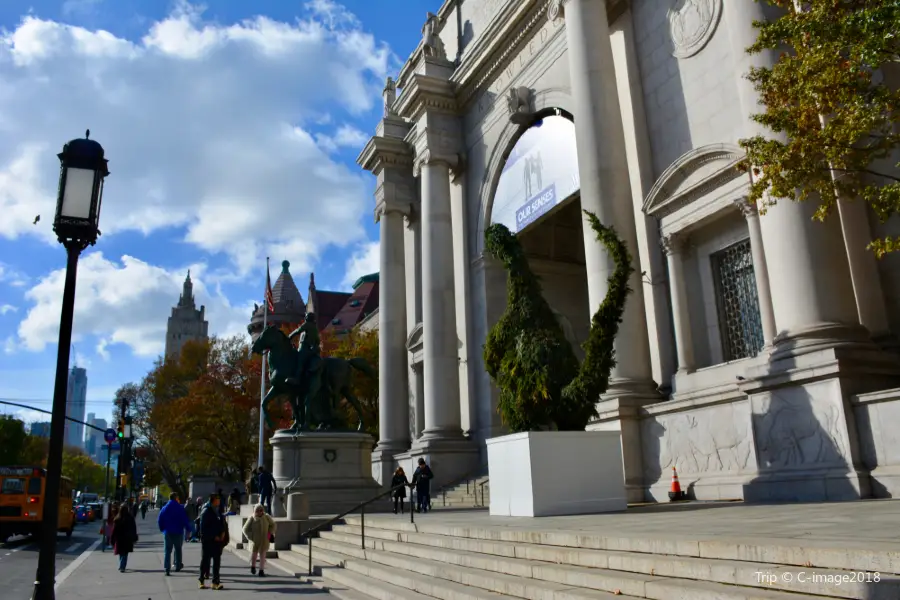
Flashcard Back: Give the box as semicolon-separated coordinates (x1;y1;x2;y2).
32;130;109;600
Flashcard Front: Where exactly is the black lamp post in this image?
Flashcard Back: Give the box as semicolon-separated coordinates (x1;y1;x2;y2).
31;130;108;600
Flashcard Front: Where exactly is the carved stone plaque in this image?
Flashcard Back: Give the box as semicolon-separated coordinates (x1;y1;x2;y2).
667;0;721;59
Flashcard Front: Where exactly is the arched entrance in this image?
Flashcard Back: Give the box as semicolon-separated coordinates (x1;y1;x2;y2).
487;112;589;355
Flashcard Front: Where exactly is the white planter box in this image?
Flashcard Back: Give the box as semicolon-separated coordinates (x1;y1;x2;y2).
486;430;627;517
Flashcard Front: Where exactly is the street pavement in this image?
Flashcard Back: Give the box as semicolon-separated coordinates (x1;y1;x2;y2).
1;509;330;599
0;516;105;600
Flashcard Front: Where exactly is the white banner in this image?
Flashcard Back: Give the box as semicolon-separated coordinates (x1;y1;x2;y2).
490;116;580;233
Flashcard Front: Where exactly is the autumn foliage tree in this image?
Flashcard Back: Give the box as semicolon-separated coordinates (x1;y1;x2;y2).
740;0;900;255
321;327;380;438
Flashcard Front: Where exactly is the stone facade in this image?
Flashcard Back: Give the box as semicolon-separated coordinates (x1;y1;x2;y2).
358;0;900;501
165;272;209;361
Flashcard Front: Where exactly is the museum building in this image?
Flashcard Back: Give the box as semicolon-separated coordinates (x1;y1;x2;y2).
358;0;900;503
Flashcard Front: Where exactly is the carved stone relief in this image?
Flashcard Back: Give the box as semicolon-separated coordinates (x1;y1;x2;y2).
421;12;447;61
506;86;534;125
752;384;851;470
667;0;722;59
642;401;754;481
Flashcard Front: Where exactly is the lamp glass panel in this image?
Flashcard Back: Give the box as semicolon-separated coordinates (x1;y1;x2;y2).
60;167;96;220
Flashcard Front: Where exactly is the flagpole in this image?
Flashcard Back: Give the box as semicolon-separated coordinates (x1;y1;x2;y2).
258;257;269;470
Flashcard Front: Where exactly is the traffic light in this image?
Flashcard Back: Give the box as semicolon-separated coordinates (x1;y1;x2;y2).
117;419;125;440
120;473;128;487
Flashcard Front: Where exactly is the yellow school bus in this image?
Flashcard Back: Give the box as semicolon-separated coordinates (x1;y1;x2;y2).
0;467;75;542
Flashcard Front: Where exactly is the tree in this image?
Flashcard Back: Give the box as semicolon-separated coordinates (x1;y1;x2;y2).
483;212;633;431
739;0;900;256
61;448;108;493
0;415;28;464
322;328;380;438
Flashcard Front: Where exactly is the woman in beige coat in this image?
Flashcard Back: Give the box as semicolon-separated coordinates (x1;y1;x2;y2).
242;503;277;576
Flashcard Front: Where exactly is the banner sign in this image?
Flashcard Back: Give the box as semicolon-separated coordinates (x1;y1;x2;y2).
490;115;580;233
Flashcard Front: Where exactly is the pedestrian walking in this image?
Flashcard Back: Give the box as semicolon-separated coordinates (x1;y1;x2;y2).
140;500;148;520
198;494;228;590
110;503;138;572
257;466;277;515
391;467;410;514
412;458;434;513
101;502;119;552
158;492;192;576
242;503;277;576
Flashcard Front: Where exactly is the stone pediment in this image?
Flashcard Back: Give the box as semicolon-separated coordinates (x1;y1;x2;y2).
642;143;746;220
406;323;424;353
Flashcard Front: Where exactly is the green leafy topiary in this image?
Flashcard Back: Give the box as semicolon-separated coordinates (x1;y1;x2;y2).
483;210;634;432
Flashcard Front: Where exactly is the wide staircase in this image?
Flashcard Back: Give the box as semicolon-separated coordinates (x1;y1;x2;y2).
275;512;898;600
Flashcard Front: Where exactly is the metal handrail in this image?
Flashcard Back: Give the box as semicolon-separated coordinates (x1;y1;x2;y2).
437;468;489;507
477;478;489;507
301;483;413;576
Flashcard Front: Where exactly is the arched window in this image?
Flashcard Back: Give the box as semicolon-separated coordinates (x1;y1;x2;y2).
489;114;580;234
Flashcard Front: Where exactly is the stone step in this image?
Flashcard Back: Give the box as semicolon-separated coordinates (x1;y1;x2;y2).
323;528;860;600
288;542;642;600
341;514;900;575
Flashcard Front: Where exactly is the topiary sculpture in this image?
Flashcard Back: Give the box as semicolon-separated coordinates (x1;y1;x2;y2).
483;210;634;432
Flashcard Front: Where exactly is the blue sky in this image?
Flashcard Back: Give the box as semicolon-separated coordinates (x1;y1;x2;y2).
0;0;439;429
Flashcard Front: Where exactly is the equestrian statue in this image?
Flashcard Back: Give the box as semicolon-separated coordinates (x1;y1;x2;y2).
250;312;375;432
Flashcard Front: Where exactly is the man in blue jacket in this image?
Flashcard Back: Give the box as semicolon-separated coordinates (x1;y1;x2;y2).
157;492;192;576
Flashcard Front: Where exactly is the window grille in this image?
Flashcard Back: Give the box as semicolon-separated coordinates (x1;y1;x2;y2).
710;238;764;361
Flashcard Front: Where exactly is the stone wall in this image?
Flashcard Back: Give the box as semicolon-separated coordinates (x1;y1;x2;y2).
853;388;900;498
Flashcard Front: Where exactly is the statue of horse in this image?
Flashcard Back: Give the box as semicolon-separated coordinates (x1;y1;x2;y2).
250;325;375;432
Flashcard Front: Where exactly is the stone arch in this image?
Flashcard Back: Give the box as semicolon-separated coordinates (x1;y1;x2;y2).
474;87;576;256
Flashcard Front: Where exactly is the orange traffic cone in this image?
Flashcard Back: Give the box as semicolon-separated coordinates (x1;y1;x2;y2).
668;466;686;501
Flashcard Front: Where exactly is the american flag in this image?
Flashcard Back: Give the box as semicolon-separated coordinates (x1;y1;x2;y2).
265;261;275;313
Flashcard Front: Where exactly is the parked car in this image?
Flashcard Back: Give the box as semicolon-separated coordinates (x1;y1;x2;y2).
74;505;91;524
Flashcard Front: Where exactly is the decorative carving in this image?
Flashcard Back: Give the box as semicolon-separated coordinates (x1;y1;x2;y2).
383;77;397;118
506;87;534;125
734;197;758;218
753;389;849;469
668;0;722;59
659;233;685;256
643;404;754;478
323;449;337;463
450;152;467;183
421;12;447;60
547;0;566;22
413;148;459;177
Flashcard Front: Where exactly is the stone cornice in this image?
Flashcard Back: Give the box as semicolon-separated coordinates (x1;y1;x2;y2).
395;72;458;122
356;136;414;174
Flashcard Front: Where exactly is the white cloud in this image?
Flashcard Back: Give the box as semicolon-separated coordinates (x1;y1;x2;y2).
342;240;379;288
17;252;254;357
0;304;16;315
2;336;15;354
316;123;370;153
0;3;392;277
0;262;29;288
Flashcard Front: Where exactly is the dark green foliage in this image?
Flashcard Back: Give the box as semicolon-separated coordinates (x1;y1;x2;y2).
482;210;634;432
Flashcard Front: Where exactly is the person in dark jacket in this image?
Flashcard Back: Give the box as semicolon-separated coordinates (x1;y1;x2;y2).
110;505;139;572
258;466;277;515
390;467;410;514
158;492;192;575
412;458;434;513
198;494;226;590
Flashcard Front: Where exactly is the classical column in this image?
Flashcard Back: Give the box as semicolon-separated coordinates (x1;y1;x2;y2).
660;234;695;373
735;198;777;346
417;153;464;441
724;0;867;358
373;198;411;459
551;0;658;397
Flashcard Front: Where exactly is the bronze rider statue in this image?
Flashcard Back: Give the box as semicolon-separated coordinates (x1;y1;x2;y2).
286;313;323;404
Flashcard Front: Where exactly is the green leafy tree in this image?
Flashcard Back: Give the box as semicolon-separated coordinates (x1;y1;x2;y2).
739;0;900;256
61;448;107;493
483;210;634;431
0;415;28;463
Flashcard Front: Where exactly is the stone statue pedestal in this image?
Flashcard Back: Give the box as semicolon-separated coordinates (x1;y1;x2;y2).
270;430;381;516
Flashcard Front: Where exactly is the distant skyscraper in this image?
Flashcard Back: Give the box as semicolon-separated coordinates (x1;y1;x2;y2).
65;367;87;448
165;271;209;361
30;422;51;438
86;416;108;464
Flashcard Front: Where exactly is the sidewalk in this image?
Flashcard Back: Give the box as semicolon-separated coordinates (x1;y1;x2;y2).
56;512;329;599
